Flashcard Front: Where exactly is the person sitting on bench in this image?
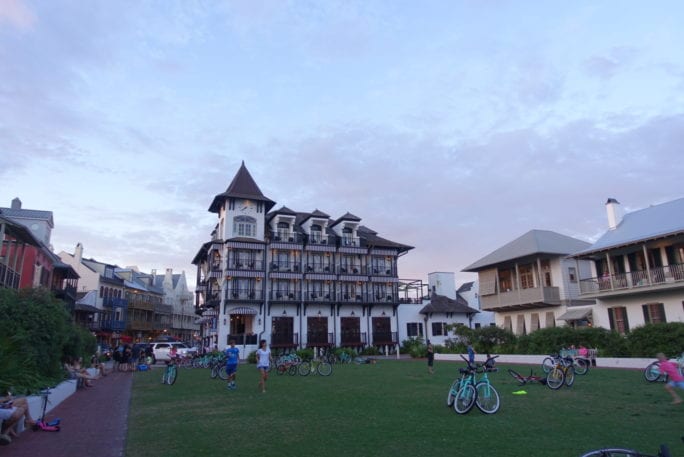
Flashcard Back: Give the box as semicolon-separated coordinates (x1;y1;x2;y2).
0;393;36;439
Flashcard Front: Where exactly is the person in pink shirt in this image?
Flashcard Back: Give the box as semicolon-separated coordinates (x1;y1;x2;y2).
656;352;683;404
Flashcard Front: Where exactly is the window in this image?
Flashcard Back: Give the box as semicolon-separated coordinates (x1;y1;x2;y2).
233;216;256;237
642;303;666;324
406;322;423;337
310;224;322;243
608;306;630;334
568;267;577;283
474;323;481;329
519;264;534;289
499;269;514;292
432;322;447;336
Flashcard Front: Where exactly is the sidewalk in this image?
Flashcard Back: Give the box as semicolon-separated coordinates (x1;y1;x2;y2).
2;369;132;457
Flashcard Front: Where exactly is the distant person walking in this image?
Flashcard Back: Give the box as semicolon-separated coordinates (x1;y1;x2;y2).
224;339;240;390
656;352;683;404
466;341;476;365
427;340;434;374
256;340;271;393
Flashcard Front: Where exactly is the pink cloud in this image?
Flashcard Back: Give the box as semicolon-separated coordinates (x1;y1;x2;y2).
0;0;36;30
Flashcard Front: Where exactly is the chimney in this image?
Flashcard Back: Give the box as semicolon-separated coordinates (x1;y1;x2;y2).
605;198;623;230
11;198;21;209
75;243;83;264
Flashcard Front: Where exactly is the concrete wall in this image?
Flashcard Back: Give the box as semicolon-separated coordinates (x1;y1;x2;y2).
435;353;655;369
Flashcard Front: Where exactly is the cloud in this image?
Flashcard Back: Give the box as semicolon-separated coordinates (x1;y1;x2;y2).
0;0;35;30
583;46;639;80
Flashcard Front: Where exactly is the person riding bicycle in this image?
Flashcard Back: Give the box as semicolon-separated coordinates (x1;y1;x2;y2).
167;345;179;365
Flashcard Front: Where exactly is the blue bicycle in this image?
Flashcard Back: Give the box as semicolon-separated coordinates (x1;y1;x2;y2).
446;355;500;415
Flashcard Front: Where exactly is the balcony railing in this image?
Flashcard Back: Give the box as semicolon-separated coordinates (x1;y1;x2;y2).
306;332;334;347
127;319;153;331
579;263;684;295
341;331;367;346
270;232;302;243
211;260;222;272
338;292;369;302
372;331;398;345
270;332;299;347
226;289;263;300
0;263;20;289
480;286;560;310
371;293;396;303
368;266;394;276
304;291;334;302
103;297;128;308
128;300;155;311
304;263;335;273
340;237;360;247
100;318;126;331
227;259;264;270
270;290;302;301
307;234;331;245
269;261;301;273
337;264;363;274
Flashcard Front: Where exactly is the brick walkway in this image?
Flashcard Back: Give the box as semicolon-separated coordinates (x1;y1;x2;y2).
2;369;132;457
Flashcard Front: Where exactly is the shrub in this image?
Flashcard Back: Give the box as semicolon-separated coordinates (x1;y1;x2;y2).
247;350;257;364
400;337;424;357
296;348;314;361
360;346;380;356
625;323;684;357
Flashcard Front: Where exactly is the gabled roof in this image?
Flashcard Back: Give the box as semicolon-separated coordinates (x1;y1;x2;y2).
419;293;479;315
457;282;475;293
302;209;330;222
268;206;298;218
359;226;413;254
331;212;362;226
573;197;684;257
208;161;275;213
463;229;590;272
0;215;42;246
0;207;54;228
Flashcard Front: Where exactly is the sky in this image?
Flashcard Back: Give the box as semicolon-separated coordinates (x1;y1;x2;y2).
1;0;683;290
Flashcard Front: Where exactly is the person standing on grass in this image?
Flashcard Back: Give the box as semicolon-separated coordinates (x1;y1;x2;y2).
256;339;271;393
656;352;683;404
225;339;240;390
466;341;476;365
427;340;434;374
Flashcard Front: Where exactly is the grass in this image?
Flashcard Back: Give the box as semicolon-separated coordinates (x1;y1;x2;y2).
126;359;683;457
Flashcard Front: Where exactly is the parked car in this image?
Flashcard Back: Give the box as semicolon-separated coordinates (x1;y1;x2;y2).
150;342;198;362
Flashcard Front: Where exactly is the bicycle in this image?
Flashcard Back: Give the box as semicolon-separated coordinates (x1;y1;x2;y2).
447;355;500;414
542;353;589;376
507;368;547;386
162;359;178;385
298;358;333;376
546;358;575;390
579;444;671;457
644;353;684;383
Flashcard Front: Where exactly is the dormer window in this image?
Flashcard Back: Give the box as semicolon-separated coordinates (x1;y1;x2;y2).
276;221;290;240
342;227;354;246
311;224;322;243
234;215;256;237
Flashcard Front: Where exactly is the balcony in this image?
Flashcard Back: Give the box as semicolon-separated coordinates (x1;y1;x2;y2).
127;319;153;331
304;263;335;273
341;237;360;247
228;260;264;271
304;291;334;302
226;288;263;301
579;263;684;297
210;260;222;272
338;292;369;303
372;293;396;303
369;267;394;276
306;332;334;347
269;261;301;273
270;290;301;301
372;331;398;345
100;318;126;332
270;231;302;243
307;234;331;245
480;286;561;311
337;264;363;274
128;300;155;311
103;297;128;308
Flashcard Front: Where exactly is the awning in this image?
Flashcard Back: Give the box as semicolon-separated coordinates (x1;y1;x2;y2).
557;308;593;321
227;307;257;315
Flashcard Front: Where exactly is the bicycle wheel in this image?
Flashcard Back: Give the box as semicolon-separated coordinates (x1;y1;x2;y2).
579;448;642;457
210;364;219;379
453;384;477;414
298;361;311;376
217;366;228;380
541;357;555;374
167;365;177;385
446;379;460;407
317;361;332;376
475;382;500;414
564;366;575;387
288;364;298;376
643;362;662;382
546;367;565;390
573;358;589;375
507;369;524;385
276;364;287;375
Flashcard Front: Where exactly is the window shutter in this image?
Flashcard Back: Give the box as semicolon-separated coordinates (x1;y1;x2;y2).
608;308;615;331
642;305;650;324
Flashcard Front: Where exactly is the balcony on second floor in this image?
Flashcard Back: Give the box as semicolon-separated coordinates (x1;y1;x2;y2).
480;286;561;311
579;263;684;297
226;288;264;301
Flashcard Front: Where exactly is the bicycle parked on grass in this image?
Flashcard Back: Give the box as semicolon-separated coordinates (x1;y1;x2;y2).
546;357;575;390
579;444;671;457
298;358;333;376
446;355;500;415
542;353;589;376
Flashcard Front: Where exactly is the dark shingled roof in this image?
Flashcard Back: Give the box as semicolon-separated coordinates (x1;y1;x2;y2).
0;207;54;227
209;161;275;213
419;293;479;315
457;282;474;293
331;212;362;226
0;215;42;246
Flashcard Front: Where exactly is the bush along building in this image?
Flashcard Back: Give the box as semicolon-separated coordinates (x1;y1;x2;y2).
192;162;413;355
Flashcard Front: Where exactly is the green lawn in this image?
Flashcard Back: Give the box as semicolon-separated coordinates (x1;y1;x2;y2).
126;359;682;457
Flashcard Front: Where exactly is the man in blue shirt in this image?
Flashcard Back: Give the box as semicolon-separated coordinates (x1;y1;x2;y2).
225;339;240;390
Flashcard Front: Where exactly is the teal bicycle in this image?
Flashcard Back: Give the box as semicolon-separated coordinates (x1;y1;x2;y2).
446;355;500;414
162;360;177;385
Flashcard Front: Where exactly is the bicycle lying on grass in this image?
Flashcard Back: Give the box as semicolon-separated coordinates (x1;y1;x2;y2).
298;359;333;376
579;443;671;456
446;355;500;415
507;368;547;386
